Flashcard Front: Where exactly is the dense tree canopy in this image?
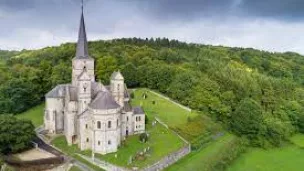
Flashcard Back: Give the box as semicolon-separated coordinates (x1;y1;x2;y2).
0;115;35;154
0;38;304;147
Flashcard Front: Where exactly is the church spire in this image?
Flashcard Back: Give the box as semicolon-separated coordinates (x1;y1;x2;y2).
75;0;89;58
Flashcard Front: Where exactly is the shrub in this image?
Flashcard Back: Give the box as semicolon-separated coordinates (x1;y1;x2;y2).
145;115;149;125
139;133;148;143
130;92;135;99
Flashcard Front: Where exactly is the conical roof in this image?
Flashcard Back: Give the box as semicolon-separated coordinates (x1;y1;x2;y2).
75;9;89;59
111;71;124;80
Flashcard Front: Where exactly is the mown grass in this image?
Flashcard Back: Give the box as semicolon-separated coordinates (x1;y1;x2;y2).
131;89;198;128
69;166;82;171
228;134;304;171
16;104;44;128
290;134;304;148
165;133;236;171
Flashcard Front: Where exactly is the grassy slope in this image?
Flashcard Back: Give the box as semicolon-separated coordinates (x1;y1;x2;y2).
228;134;304;171
165;133;235;171
16;104;44;127
69;166;82;171
131;88;197;127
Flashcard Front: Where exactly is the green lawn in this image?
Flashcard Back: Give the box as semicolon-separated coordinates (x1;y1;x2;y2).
131;89;197;127
69;166;82;171
228;146;304;171
16;104;44;127
166;133;235;171
290;134;304;148
228;134;304;171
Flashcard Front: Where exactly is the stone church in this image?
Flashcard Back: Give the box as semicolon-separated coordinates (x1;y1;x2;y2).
43;9;145;155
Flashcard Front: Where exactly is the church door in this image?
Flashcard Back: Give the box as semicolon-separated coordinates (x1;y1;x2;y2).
72;135;77;144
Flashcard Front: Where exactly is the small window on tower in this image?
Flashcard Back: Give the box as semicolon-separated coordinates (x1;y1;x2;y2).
97;121;101;129
83;66;86;70
98;141;100;145
127;116;129;122
86;138;89;142
85;124;88;129
108;140;111;145
84;87;86;92
108;121;111;128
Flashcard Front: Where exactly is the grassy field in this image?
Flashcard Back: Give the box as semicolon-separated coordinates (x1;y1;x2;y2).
228;134;304;171
290;134;304;148
69;166;82;171
16;104;44;127
165;133;236;171
131;89;198;127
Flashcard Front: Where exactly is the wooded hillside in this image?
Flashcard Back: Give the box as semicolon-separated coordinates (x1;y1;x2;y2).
1;38;304;147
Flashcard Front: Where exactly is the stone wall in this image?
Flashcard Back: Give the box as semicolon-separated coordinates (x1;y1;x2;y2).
142;145;191;171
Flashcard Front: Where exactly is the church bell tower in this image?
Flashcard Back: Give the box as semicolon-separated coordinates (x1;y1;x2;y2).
72;4;95;87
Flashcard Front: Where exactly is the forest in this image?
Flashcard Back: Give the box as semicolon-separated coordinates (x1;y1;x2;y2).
0;37;304;148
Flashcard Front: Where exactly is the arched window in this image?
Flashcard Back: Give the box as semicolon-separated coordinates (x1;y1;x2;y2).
117;119;119;126
97;121;101;129
85;124;88;129
117;84;120;91
108;121;111;128
139;116;141;121
98;141;101;145
108;140;111;145
127;116;129;122
86;138;89;142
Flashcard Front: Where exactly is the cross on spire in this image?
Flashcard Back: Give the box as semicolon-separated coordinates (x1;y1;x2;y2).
75;0;89;58
81;0;84;13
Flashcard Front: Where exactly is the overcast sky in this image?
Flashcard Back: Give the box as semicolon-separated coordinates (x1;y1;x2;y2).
0;0;304;54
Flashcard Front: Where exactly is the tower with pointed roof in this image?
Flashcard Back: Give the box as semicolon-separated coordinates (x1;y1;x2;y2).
72;6;95;86
110;71;125;107
43;3;145;155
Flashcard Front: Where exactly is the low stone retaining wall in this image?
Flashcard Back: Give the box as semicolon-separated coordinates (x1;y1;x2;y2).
142;145;190;171
4;155;64;167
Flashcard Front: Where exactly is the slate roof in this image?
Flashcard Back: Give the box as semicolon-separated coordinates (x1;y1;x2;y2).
45;84;66;98
133;106;145;115
89;91;120;110
123;101;132;112
74;9;91;59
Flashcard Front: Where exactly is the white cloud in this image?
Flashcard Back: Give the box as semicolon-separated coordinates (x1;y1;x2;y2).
1;13;304;55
